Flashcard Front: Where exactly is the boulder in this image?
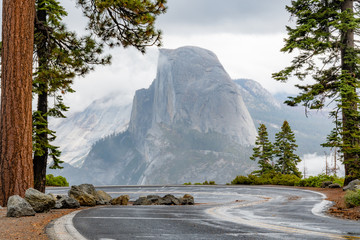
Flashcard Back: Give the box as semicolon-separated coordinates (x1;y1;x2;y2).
321;181;333;188
25;188;55;213
55;196;80;209
343;179;360;191
97;190;112;204
68;185;96;206
179;194;195;205
133;196;151;205
328;183;341;189
77;184;107;205
146;195;161;205
159;194;180;205
7;195;36;217
110;195;129;205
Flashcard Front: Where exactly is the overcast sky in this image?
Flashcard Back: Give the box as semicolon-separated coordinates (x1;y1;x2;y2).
2;0;295;112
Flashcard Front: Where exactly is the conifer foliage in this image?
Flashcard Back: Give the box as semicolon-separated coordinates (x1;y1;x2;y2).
250;124;274;175
250;121;301;178
76;0;167;53
274;121;302;177
273;0;360;184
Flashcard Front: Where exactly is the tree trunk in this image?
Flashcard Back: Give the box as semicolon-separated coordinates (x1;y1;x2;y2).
0;0;36;206
33;7;49;193
340;0;360;185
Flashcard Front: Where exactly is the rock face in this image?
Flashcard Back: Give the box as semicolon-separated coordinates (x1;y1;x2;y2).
73;46;257;185
7;195;36;217
25;188;55;213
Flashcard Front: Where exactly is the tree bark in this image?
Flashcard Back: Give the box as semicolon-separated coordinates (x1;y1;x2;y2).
0;0;36;206
340;0;360;185
33;7;49;193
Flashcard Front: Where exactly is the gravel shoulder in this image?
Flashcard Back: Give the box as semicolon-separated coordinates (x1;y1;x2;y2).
0;186;358;240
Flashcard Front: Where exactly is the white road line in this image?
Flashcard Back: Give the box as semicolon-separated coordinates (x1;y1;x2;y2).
47;210;87;240
206;200;359;240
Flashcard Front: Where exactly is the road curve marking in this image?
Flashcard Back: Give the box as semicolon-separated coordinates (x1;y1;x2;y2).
206;200;360;240
47;210;87;240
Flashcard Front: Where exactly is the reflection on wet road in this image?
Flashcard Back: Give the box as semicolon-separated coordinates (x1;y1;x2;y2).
47;185;360;240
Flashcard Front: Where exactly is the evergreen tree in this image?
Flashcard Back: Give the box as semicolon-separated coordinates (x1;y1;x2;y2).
250;124;274;175
32;0;167;192
274;121;302;177
273;0;360;184
76;0;167;53
32;0;111;192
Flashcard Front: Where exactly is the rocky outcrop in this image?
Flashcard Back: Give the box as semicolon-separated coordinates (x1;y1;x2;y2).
343;179;360;191
110;195;129;205
25;188;55;213
6;195;36;217
321;181;333;188
179;194;194;205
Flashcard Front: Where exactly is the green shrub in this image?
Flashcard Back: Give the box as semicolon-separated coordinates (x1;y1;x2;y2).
209;181;216;185
46;174;69;187
231;172;300;186
345;189;360;208
183;182;192;185
296;174;344;187
194;182;202;185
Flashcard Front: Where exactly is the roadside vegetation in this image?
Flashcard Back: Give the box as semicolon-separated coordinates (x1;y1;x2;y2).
232;172;344;187
233;122;345;187
345;189;360;208
46;174;69;187
183;181;216;185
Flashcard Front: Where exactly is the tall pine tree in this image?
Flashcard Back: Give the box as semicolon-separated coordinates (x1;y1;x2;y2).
32;0;111;192
274;121;302;177
250;124;274;175
273;0;360;184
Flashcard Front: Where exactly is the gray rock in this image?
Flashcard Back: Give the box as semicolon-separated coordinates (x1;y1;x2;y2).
7;195;36;217
179;194;195;205
160;194;180;205
68;185;96;206
110;195;129;205
343;179;360;191
133;196;151;206
97;190;112;204
25;188;55;213
321;181;333;188
328;183;341;189
146;195;161;205
55;196;80;209
77;184;106;205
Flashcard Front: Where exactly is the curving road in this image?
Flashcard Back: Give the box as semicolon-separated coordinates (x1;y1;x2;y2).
47;185;360;240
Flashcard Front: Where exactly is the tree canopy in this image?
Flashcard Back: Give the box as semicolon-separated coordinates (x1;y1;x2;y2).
273;0;360;184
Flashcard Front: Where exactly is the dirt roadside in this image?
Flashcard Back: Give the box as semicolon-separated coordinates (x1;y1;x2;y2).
0;187;358;240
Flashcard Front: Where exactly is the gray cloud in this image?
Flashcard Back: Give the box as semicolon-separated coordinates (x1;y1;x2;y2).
157;0;292;35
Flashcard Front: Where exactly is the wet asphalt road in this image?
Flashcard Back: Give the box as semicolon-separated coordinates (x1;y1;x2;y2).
47;185;360;240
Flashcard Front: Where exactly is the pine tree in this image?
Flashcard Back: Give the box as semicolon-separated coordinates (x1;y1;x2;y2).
274;121;302;177
273;0;360;184
32;0;111;192
250;124;274;175
0;0;36;206
76;0;167;53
